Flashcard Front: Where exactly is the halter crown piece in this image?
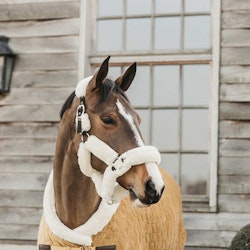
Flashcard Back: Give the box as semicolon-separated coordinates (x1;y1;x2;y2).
75;76;161;204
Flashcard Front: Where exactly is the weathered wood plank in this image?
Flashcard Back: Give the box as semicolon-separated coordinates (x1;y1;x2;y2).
0;139;56;156
5;157;51;172
219;157;250;175
220;84;250;102
9;36;78;54
186;230;235;248
184;212;250;231
0;18;79;38
222;12;250;29
218;175;250;194
0;0;76;4
0;172;49;190
0;224;38;240
15;53;78;71
0;123;58;139
220;139;250;157
0;207;42;225
0;190;43;207
220;102;250;120
222;29;250;47
0;1;79;21
0;104;61;122
222;0;250;11
219;194;250;213
0;88;74;105
0;156;53;173
220;121;250;139
221;48;250;65
11;70;78;88
221;66;250;84
0;244;36;250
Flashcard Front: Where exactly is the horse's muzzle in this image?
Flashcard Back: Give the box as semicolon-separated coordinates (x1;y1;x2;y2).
145;179;165;204
129;180;165;207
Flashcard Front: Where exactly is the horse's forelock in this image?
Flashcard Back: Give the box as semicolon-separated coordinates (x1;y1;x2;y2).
97;78;128;104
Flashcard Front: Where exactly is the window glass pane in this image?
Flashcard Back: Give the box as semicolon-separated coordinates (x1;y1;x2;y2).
126;18;151;51
108;67;122;80
156;0;181;14
136;109;150;144
185;0;211;12
126;66;150;106
97;20;122;51
155;17;181;50
153;65;179;106
182;109;208;151
181;154;208;195
98;0;122;17
184;16;210;49
183;64;210;106
126;0;151;15
152;110;179;151
161;153;179;182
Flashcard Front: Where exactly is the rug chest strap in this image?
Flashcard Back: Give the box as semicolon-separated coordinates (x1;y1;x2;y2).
39;244;116;250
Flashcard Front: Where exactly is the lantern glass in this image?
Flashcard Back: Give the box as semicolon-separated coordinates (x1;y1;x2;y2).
0;36;15;94
0;56;3;86
2;55;15;92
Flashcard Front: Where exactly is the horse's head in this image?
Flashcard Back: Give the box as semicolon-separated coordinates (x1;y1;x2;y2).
79;56;165;208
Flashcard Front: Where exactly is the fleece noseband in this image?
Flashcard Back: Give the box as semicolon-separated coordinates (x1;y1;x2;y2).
76;76;161;204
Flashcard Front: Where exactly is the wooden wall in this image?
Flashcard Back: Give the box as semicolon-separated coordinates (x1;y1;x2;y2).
185;0;250;249
219;0;250;221
1;0;250;249
0;0;79;249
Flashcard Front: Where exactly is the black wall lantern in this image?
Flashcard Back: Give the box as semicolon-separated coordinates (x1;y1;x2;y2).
0;36;16;93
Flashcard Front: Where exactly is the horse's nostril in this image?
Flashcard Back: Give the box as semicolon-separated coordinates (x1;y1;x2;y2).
161;185;165;196
145;180;157;200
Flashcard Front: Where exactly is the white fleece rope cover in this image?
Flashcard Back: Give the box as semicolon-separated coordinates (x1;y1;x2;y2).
78;135;161;203
43;171;120;246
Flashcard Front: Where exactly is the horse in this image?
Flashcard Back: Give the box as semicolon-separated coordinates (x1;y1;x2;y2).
37;56;186;250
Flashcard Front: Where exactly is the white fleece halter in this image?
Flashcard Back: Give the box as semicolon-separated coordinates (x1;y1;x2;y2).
76;76;161;204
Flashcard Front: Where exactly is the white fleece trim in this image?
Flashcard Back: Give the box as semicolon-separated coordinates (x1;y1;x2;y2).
146;162;165;195
75;75;93;98
77;141;129;204
85;135;119;166
78;134;161;203
43;171;120;246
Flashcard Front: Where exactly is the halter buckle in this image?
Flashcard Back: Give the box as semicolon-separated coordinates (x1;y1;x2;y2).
81;132;89;142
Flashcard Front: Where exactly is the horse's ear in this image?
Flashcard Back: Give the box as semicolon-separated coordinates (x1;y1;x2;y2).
95;56;110;88
115;62;136;91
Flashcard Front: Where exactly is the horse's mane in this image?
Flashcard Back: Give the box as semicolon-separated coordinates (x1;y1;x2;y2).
60;79;128;119
60;91;75;119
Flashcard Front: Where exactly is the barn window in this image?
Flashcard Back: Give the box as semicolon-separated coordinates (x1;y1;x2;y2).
79;0;220;211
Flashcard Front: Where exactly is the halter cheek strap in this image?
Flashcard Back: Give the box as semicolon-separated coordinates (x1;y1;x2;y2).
75;76;161;204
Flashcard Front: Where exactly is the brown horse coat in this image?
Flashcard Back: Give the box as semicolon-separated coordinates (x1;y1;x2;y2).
38;168;186;250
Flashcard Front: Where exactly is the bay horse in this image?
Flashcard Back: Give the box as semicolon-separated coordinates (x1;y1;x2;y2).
38;56;186;250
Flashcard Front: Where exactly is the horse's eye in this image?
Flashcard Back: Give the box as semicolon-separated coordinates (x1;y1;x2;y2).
101;117;116;125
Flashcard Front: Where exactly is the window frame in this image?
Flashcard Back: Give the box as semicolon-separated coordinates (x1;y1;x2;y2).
78;0;221;212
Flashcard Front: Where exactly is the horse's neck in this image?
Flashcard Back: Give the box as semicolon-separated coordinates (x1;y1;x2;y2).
53;106;101;229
